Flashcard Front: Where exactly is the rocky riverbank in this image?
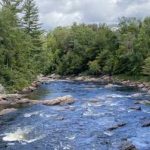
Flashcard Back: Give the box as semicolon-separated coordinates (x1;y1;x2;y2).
0;74;150;116
48;74;150;93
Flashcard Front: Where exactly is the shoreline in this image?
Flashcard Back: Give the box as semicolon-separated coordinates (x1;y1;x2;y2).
49;74;150;93
0;74;150;116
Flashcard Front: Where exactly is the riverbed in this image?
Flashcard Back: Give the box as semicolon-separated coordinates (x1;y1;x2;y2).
0;80;150;150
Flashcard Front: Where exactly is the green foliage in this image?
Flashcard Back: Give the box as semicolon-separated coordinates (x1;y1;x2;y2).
45;17;150;79
143;57;150;76
22;0;40;36
1;0;150;92
0;0;48;92
88;60;100;75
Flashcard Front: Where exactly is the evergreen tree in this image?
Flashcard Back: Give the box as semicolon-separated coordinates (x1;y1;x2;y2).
22;0;41;39
0;0;23;13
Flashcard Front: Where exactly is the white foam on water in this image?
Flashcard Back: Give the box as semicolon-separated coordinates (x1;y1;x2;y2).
142;110;150;113
3;127;33;142
103;131;114;136
2;127;45;144
104;100;121;107
24;111;57;119
109;102;120;106
24;135;46;143
66;135;76;140
87;102;103;107
97;117;115;126
130;93;142;97
24;111;41;118
7;143;15;146
118;107;126;111
83;108;102;117
107;94;125;98
105;84;121;88
63;144;72;150
127;109;134;113
39;113;58;118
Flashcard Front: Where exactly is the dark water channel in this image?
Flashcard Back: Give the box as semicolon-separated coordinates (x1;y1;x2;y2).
0;81;150;150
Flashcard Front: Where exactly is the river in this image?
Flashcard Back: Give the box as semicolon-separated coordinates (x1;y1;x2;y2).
0;80;150;150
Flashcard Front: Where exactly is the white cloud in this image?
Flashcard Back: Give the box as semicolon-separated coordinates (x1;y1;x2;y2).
35;0;150;29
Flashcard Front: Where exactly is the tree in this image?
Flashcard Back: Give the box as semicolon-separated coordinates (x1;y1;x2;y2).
0;1;48;91
88;60;101;75
22;0;41;39
0;0;23;13
0;0;24;26
143;57;150;76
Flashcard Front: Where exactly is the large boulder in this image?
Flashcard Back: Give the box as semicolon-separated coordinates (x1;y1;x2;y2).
2;94;22;100
42;95;75;106
0;100;10;107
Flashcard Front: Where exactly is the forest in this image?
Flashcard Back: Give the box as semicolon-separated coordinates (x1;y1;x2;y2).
1;0;150;91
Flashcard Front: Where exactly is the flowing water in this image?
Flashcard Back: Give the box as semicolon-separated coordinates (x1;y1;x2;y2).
0;81;150;150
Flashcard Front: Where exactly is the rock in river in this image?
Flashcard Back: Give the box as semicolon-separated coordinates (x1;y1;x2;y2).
119;141;137;150
42;95;75;106
107;122;126;131
129;106;141;111
142;120;150;127
0;108;17;116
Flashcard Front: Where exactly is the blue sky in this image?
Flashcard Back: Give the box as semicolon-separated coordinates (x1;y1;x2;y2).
35;0;150;29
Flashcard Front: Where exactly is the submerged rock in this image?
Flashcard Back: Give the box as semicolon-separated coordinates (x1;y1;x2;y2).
0;108;17;116
134;100;150;105
142;120;150;127
107;122;126;131
88;100;100;103
129;106;141;111
142;100;150;105
119;141;137;150
42;95;75;106
56;116;65;121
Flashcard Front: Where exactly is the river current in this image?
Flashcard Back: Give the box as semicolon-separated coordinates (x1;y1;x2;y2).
0;80;150;150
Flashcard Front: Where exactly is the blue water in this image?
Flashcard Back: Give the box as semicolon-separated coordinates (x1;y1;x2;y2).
0;81;150;150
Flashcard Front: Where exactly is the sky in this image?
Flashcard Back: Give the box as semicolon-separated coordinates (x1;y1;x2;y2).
35;0;150;29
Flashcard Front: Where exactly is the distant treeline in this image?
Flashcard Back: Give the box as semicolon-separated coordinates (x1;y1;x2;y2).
1;0;150;91
45;17;150;78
